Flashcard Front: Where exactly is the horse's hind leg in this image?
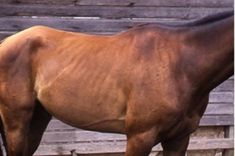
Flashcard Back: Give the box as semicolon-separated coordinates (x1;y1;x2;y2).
27;100;52;155
0;90;35;156
0;98;51;156
1;105;34;156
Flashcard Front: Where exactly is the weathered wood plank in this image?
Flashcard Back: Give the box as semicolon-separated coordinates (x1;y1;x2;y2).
1;13;235;32
212;79;233;92
46;114;234;132
75;0;234;7
224;126;234;156
40;126;225;144
199;115;233;126
0;17;187;32
0;16;195;32
34;138;233;155
0;4;232;19
209;92;233;103
41;131;126;143
0;0;75;5
205;104;233;115
0;0;233;7
182;138;233;150
47;120;75;131
190;126;224;138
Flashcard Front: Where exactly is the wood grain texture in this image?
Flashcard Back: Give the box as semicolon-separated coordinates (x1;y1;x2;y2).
209;92;233;103
0;0;75;5
1;14;235;32
34;138;233;155
75;0;234;7
0;4;232;19
0;0;233;7
205;104;233;115
199;115;233;126
0;16;192;32
40;126;225;144
224;126;234;156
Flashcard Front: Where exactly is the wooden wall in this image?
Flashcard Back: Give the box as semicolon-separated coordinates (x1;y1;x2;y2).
0;0;234;156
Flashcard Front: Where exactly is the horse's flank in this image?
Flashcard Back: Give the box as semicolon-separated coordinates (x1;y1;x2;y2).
0;11;233;156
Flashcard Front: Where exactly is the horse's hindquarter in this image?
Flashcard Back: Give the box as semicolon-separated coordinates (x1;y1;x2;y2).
34;28;134;133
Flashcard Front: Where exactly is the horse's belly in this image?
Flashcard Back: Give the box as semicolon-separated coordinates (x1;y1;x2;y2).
36;75;128;134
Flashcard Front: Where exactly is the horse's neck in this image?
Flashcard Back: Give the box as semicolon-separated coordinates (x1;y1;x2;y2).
182;16;234;93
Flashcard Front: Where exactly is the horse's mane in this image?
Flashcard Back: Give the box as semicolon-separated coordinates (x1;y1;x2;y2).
134;10;234;29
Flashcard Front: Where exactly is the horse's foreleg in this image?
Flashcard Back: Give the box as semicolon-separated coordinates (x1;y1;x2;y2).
161;135;189;156
125;127;158;156
27;101;51;155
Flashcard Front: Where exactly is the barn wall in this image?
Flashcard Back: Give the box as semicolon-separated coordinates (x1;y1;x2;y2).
0;0;233;156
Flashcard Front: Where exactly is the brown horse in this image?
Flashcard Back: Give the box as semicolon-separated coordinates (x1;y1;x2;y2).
0;11;233;156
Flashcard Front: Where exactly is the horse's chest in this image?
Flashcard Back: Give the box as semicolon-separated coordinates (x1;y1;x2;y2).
161;94;209;139
161;114;200;140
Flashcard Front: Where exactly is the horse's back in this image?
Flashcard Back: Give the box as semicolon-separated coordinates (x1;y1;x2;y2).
26;26;135;133
0;25;184;134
